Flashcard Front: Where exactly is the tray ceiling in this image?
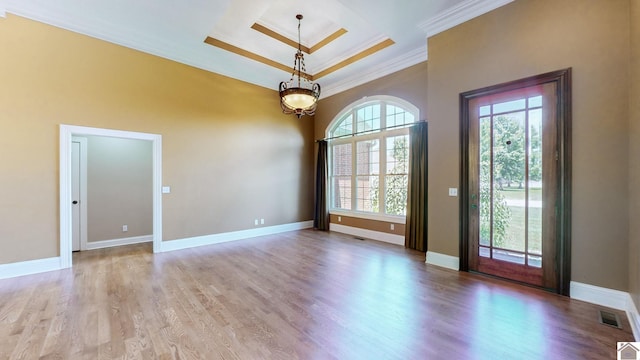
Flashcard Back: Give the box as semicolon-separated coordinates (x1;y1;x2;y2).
1;0;513;98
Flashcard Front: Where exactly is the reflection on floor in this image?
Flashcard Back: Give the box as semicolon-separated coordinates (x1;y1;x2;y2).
0;230;632;359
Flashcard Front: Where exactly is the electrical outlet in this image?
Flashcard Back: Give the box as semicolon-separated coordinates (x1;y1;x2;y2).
260;219;264;225
390;224;395;230
338;216;342;222
122;225;128;232
254;219;259;226
448;188;458;197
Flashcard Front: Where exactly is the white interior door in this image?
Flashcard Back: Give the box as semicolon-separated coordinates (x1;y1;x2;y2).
71;137;87;251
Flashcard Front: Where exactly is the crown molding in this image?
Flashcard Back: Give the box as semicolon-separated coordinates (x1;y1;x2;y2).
320;0;513;97
6;4;177;59
418;0;514;38
4;4;220;80
321;45;426;98
4;1;501;98
4;3;285;93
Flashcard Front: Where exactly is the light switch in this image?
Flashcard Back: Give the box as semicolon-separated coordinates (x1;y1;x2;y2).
162;186;171;194
448;188;458;197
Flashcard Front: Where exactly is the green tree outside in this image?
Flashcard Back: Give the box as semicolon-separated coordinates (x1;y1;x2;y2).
371;136;408;215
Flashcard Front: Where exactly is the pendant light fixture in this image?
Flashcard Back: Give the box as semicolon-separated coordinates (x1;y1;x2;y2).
279;14;321;118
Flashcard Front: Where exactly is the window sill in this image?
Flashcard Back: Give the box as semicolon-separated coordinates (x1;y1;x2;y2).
329;209;406;224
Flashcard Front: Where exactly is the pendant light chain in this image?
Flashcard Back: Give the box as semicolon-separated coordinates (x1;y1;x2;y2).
278;14;321;118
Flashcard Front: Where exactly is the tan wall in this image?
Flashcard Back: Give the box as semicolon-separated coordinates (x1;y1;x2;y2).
329;214;405;236
427;0;630;290
629;0;640;308
84;136;152;242
0;15;314;264
314;63;428;236
315;62;428;137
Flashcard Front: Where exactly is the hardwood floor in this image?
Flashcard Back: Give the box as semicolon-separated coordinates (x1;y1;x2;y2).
0;230;633;359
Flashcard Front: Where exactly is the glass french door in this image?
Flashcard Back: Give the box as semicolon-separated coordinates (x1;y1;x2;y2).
467;83;558;289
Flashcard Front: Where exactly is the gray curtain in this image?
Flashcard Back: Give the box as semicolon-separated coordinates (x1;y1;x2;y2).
405;122;428;251
314;140;329;230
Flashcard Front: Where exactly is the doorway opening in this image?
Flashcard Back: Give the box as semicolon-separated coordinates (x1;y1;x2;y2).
59;125;162;268
459;69;571;295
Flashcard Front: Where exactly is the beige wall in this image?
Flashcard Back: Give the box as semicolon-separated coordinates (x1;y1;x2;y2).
315;62;428;137
329;215;405;236
427;0;630;290
84;136;152;242
316;0;634;292
0;15;314;264
629;0;640;308
2;1;636;296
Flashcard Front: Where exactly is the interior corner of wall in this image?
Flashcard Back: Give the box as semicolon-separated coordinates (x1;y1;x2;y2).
627;294;640;341
425;251;460;271
0;0;7;18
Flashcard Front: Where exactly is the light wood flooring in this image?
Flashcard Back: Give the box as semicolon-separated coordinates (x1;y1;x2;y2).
0;230;633;359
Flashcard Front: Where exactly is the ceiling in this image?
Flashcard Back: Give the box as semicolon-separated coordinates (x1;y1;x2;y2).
0;0;513;98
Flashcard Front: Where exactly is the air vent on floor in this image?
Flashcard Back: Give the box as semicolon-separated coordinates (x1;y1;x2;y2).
598;309;622;329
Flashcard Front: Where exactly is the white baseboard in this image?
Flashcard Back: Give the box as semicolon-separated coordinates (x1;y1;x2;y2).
160;221;314;252
329;223;405;246
570;281;640;339
425;251;460;271
0;257;62;280
85;235;153;250
626;295;640;341
570;281;629;310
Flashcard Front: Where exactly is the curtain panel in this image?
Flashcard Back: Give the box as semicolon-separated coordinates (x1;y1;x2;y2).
405;122;428;251
314;140;329;230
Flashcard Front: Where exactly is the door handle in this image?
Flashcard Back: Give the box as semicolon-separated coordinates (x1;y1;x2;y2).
72;200;78;205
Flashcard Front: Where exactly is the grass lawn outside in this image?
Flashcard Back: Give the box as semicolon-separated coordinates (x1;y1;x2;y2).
499;187;541;201
496;186;542;254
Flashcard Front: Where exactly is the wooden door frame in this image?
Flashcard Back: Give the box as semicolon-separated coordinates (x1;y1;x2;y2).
459;69;572;295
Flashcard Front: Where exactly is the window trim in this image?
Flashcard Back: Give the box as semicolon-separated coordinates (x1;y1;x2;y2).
326;95;419;220
325;95;420;139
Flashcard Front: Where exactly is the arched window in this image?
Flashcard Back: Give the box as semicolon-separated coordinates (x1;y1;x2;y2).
327;96;419;220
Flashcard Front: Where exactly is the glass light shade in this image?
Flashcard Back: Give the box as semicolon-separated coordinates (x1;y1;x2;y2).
282;89;317;110
278;15;320;118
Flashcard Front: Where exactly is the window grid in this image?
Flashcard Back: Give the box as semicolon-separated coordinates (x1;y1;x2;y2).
356;140;379;212
478;95;544;267
384;135;409;215
386;135;409;175
385;175;408;215
333;114;353;137
330;143;352;210
356;105;381;134
386;105;415;128
334;177;352;210
328;99;417;217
